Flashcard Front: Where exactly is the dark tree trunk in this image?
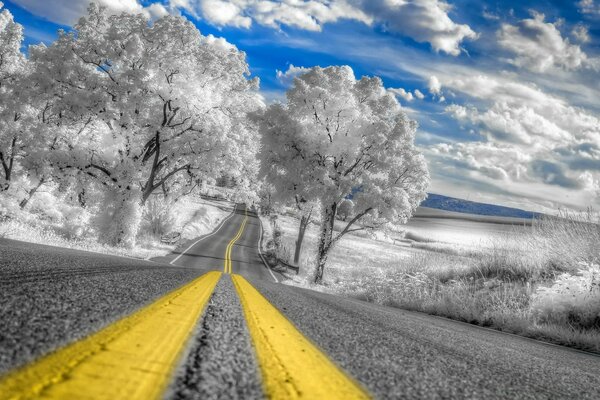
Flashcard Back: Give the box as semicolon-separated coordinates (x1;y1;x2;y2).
141;131;161;205
139;131;190;206
314;205;373;284
293;214;309;266
0;134;17;191
314;202;337;284
19;178;45;209
78;188;86;207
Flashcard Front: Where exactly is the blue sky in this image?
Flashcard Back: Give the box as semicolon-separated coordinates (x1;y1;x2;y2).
3;0;600;212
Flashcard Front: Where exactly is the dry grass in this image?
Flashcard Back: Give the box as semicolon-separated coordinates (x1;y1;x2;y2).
276;211;600;353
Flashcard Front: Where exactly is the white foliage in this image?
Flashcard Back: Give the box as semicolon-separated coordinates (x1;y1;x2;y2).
254;65;429;281
141;197;175;237
94;188;143;247
256;65;429;227
0;3;24;80
0;3;27;190
531;263;600;330
23;4;261;245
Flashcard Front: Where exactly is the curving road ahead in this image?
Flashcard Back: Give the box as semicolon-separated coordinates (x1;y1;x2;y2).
1;204;599;399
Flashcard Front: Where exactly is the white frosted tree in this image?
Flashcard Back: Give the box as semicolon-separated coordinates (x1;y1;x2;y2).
29;4;261;246
0;2;26;192
0;3;51;210
255;66;429;283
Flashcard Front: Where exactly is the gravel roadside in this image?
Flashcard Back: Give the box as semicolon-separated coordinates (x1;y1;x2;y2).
167;275;263;400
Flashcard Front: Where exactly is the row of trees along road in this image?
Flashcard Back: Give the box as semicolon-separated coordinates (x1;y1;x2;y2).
0;3;429;283
0;3;261;246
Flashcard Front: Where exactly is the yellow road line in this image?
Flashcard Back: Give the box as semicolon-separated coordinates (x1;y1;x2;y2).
0;271;221;400
232;274;370;399
224;209;248;274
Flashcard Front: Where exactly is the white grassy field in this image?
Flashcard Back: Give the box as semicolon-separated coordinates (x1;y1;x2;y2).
270;207;532;281
268;207;600;353
404;208;530;246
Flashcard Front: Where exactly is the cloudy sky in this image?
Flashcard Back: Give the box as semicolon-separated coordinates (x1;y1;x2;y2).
4;0;600;213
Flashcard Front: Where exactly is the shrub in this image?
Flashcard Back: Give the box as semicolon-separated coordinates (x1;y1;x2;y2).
0;193;19;219
94;190;143;247
28;192;63;222
531;263;600;330
280;210;600;351
141;197;175;238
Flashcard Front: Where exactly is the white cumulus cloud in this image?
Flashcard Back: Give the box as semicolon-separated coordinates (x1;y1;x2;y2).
442;73;600;147
428;75;442;95
171;0;372;31
389;87;414;102
199;0;251;28
497;12;589;72
169;0;476;55
359;0;478;55
572;23;591;43
14;0;478;57
577;0;600;16
414;89;425;99
275;64;312;86
11;0;167;25
434;70;600;206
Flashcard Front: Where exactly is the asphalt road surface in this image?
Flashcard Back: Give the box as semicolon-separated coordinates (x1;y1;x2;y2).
1;204;599;399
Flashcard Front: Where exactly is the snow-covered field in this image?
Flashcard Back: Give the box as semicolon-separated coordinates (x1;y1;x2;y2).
403;213;530;247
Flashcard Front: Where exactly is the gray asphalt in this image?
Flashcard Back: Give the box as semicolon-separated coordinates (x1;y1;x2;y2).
1;204;600;399
250;278;600;399
0;238;203;374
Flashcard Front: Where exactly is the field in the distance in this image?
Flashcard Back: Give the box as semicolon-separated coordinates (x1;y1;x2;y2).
403;206;532;247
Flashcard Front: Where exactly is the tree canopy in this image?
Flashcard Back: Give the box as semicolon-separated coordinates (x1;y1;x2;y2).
254;66;429;282
25;4;261;245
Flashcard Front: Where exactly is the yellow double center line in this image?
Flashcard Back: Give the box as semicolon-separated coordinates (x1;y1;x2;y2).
0;208;369;400
0;271;221;400
223;209;248;274
233;274;369;399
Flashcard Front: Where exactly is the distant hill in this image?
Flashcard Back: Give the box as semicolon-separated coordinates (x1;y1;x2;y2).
421;193;541;219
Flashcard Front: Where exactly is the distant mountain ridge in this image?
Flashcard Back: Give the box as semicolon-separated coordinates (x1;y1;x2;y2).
422;193;540;219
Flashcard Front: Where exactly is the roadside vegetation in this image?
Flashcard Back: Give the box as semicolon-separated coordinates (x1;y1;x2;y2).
0;193;232;259
274;210;600;353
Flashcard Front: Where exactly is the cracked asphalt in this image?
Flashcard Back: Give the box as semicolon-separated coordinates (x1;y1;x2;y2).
1;205;600;399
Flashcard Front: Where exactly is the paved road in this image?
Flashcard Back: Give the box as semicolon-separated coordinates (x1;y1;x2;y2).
1;204;600;399
160;204;279;282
